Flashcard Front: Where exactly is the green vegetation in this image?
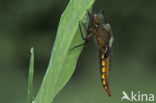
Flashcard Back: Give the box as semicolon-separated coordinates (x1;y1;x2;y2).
28;0;95;103
27;48;34;103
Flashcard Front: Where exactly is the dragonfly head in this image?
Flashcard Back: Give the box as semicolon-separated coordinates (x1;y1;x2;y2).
93;13;105;25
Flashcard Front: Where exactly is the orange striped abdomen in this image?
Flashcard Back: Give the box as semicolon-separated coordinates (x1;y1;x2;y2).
99;50;111;96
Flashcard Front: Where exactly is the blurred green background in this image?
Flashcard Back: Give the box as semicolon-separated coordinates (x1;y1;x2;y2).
0;0;156;103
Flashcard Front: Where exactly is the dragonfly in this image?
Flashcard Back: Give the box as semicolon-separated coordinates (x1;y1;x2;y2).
72;10;114;96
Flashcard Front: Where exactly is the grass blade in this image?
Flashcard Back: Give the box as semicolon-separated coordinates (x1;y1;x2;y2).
27;47;34;103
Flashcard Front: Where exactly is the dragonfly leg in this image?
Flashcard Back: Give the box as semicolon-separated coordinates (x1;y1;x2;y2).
71;22;88;50
71;40;88;50
71;21;94;50
81;21;94;40
79;21;87;40
87;10;93;21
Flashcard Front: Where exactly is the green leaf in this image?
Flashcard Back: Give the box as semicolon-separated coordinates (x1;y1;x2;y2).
34;0;95;103
27;47;34;103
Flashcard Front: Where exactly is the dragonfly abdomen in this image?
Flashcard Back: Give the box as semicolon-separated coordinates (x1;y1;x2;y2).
99;49;111;96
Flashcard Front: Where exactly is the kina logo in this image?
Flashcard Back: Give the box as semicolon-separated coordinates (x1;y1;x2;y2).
121;91;154;102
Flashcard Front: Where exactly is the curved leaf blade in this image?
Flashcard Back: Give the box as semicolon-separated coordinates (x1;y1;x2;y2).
34;0;95;103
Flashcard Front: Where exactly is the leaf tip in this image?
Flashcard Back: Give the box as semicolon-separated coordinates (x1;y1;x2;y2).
30;47;34;54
